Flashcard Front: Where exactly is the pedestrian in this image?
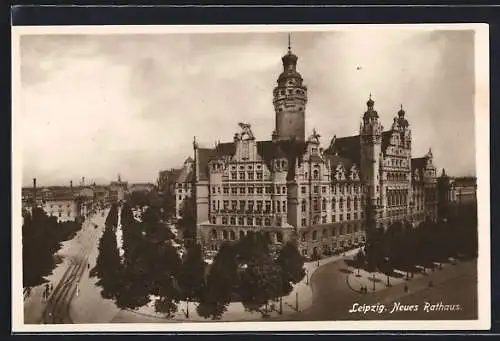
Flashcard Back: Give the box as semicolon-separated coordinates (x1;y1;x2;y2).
87;263;90;270
50;283;53;292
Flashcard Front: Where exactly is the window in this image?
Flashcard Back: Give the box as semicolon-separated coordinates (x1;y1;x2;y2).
67;211;71;217
265;186;272;194
332;198;336;211
230;217;236;225
256;217;262;225
248;172;254;180
222;217;228;225
239;171;245;180
257;201;263;212
322;186;326;193
301;218;307;226
231;188;237;195
239;187;245;194
248;201;254;211
231;172;237;180
313;170;319;180
312;231;317;240
276;201;281;213
347;213;351;220
339;198;344;210
265;201;271;212
332;215;336;222
283;186;286;194
256;172;263;180
231;201;237;211
276;186;281;194
313;199;319;211
212;187;216;194
223;187;229;194
354;197;358;210
239;201;245;211
257;187;263;194
178;195;182;200
301;200;307;212
238;216;244;225
301;232;306;242
322;198;327;210
282;201;286;212
322;216;327;224
340;214;344;221
333;185;337;194
314;186;319;194
277;217;282;226
347;197;351;210
264;218;271;226
301;186;306;194
211;216;216;224
354;212;358;219
212;201;216;211
248;187;254;194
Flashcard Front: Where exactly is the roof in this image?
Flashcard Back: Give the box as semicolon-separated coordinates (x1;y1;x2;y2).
411;157;427;171
196;140;307;181
381;131;392;152
324;135;361;166
453;176;476;187
326;154;354;170
176;166;194;184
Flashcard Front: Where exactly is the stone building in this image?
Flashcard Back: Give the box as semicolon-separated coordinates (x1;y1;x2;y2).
178;41;439;258
174;157;195;219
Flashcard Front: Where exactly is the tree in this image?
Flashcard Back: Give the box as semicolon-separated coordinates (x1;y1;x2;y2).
178;243;206;302
92;224;123;300
197;244;238;320
276;242;305;295
23;208;82;288
354;249;366;276
120;202;135;228
105;203;119;228
177;196;197;246
237;251;283;315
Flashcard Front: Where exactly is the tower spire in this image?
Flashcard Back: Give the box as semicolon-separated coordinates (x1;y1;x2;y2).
288;33;291;53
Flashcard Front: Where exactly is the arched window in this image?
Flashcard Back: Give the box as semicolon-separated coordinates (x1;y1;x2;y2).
301;199;307;212
211;229;217;239
223;230;228;240
230;230;236;240
313;169;319;180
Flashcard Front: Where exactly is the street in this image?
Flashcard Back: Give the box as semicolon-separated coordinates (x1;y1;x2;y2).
37;210;107;324
282;258;477;321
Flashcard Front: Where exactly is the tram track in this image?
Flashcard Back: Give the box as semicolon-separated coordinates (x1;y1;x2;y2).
40;215;104;324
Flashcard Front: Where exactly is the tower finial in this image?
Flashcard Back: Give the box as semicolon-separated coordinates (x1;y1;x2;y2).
288;33;291;53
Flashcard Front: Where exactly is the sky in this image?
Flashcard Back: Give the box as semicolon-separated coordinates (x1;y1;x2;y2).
18;28;476;187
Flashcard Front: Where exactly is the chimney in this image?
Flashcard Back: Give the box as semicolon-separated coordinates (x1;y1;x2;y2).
32;178;37;208
70;180;73;191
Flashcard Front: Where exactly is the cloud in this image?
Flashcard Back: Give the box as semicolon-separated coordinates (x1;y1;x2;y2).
17;29;475;186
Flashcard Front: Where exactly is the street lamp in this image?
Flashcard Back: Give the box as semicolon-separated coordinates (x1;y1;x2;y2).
306;269;309;285
372;273;376;291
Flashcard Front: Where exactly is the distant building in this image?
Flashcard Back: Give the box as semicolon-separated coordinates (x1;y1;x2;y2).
109;174;128;202
450;176;477;203
157;168;182;196
174;157;195;218
129;183;156;193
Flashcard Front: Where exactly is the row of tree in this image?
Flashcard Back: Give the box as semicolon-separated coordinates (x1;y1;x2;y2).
22;207;82;288
360;202;478;276
92;201;305;320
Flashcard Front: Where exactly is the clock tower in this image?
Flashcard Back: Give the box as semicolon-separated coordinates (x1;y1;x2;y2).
272;35;308;142
360;95;383;229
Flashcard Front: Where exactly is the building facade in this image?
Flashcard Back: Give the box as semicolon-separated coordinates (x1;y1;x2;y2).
174;157;195;219
176;42;440;258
